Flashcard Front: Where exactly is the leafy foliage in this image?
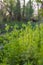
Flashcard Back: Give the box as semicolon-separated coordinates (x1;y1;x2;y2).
0;22;43;65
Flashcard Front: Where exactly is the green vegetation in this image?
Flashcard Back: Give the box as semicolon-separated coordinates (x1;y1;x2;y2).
0;0;43;65
0;22;43;65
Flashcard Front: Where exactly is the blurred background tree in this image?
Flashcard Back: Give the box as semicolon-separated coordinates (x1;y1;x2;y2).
25;0;34;21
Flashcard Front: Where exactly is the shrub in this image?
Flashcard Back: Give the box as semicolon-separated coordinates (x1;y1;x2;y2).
0;22;43;65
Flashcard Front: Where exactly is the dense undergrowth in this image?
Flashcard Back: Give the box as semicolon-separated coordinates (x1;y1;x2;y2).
0;22;43;65
0;21;27;34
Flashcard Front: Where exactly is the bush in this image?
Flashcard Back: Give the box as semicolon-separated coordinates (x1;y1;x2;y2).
0;22;43;65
